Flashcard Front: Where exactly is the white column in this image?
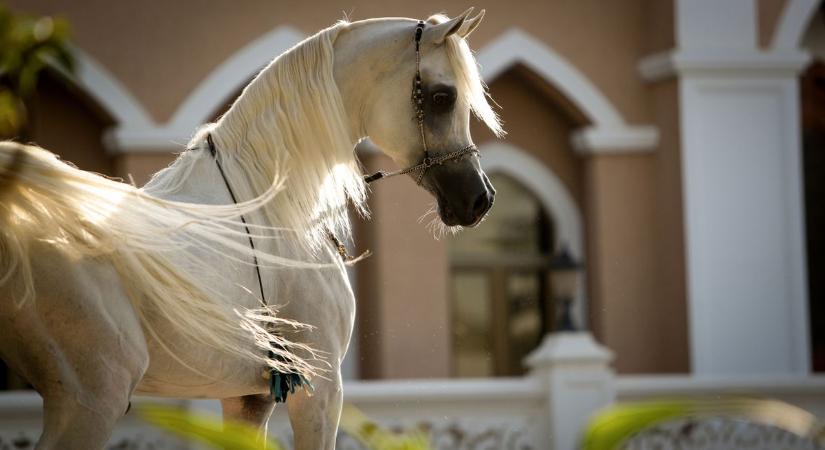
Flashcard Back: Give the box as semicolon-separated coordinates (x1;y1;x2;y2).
681;73;810;375
526;332;615;450
641;0;812;375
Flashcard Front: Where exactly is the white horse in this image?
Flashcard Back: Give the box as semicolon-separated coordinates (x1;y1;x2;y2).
0;9;502;449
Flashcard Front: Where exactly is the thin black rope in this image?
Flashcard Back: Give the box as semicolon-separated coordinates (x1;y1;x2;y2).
205;133;310;403
206;133;266;306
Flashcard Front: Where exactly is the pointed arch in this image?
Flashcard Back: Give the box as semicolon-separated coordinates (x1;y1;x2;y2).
69;26;657;153
479;141;589;326
476;29;658;153
68;47;155;129
478;141;583;259
167;26;306;131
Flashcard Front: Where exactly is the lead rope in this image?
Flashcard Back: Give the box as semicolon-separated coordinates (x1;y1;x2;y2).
206;134;310;403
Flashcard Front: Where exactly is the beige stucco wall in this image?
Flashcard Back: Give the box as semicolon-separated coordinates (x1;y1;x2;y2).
471;67;585;206
355;153;451;379
642;0;675;54
585;153;661;372
650;79;690;373
759;0;791;48
114;153;177;186
10;0;655;126
28;74;114;176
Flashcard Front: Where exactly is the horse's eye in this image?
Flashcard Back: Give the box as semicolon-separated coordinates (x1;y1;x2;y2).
432;91;453;106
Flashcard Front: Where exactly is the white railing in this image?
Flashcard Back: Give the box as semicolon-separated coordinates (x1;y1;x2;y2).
617;374;825;419
2;332;824;450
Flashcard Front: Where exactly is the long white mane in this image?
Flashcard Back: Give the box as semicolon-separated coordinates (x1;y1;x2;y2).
149;22;366;251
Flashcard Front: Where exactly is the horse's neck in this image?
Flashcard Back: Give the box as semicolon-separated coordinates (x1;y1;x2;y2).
143;150;304;308
148;22;373;257
143;149;233;206
145;144;341;260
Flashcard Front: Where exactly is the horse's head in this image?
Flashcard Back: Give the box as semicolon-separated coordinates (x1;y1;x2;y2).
334;9;504;228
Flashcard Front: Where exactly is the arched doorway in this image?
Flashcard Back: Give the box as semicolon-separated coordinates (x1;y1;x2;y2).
449;173;555;377
28;71;116;175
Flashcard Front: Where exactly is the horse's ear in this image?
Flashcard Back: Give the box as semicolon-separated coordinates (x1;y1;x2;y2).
429;7;475;45
457;9;485;39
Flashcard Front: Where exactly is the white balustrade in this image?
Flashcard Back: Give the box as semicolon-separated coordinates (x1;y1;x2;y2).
1;331;824;450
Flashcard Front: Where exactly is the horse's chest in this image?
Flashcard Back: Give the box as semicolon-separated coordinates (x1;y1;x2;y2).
274;266;356;355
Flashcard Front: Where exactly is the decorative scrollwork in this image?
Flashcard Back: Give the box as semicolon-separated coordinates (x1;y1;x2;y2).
2;419;534;449
0;432;188;450
622;417;824;450
267;419;533;450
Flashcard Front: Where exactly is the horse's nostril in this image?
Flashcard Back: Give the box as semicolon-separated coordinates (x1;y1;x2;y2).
472;191;491;219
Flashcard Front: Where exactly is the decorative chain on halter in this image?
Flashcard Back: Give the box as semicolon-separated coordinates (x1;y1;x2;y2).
363;20;479;186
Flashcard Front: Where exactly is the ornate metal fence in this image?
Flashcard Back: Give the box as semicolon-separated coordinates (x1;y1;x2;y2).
622;417;823;450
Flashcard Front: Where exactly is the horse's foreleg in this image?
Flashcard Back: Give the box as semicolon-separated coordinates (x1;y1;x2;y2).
33;339;146;450
37;391;130;450
220;394;277;440
286;371;343;450
29;327;146;450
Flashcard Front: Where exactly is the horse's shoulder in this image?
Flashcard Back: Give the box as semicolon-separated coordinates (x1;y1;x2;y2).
27;240;119;296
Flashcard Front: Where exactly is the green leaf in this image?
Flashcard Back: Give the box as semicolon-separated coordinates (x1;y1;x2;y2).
138;404;284;450
0;89;24;137
17;54;45;97
0;7;74;102
580;399;696;450
580;398;824;450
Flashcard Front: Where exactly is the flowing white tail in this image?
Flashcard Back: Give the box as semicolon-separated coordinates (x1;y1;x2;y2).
0;141;320;380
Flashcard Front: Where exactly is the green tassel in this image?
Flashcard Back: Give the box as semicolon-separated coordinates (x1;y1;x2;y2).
270;368;312;403
268;344;313;403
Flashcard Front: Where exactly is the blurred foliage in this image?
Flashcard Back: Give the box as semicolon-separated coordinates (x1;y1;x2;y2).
339;404;431;450
139;404;284;450
580;398;825;450
140;403;432;450
0;5;73;138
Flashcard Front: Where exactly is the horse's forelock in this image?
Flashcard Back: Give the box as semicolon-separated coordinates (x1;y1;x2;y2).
426;13;503;138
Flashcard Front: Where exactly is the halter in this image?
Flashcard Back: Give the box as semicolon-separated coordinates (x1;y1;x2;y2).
363;20;479;185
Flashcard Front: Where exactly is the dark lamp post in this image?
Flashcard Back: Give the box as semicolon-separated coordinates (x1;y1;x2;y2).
548;246;582;332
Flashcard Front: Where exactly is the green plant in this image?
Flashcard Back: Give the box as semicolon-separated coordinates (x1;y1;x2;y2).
339;404;431;450
139;404;284;450
0;5;73;138
580;398;824;450
140;403;433;450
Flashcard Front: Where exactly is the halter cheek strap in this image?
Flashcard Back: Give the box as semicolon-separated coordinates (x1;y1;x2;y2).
413;21;428;159
364;20;479;186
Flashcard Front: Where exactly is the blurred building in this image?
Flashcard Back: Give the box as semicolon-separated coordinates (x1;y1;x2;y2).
3;0;824;387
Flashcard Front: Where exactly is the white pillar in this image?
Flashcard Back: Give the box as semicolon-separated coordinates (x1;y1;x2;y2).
526;332;615;450
642;0;812;376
